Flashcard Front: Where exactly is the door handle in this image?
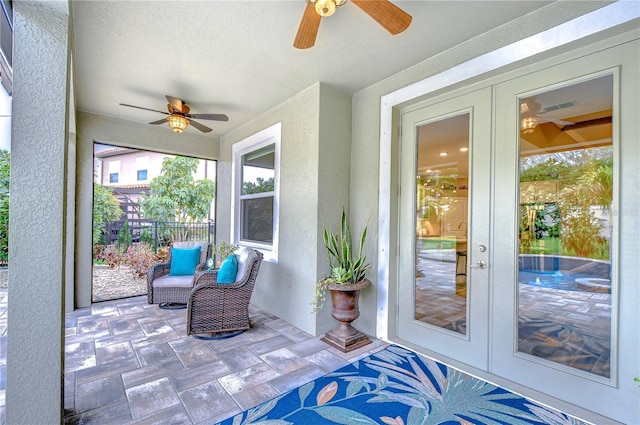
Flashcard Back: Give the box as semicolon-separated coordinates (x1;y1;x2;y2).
469;260;487;269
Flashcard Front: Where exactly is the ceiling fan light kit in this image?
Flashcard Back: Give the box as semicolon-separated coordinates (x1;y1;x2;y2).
294;0;412;49
310;0;346;17
521;117;537;134
168;114;189;133
119;95;229;134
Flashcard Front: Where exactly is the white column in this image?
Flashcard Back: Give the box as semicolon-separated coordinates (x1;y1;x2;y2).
6;2;70;423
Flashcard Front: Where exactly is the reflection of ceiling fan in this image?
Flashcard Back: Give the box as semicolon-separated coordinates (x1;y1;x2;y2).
520;101;575;134
294;0;412;49
119;95;229;133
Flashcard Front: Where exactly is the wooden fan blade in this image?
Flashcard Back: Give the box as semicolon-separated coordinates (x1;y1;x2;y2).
188;113;229;122
166;95;184;113
149;118;168;125
189;120;213;133
119;103;168;115
293;3;321;49
352;0;411;35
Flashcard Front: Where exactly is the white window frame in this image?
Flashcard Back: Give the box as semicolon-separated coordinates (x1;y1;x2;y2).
231;122;281;263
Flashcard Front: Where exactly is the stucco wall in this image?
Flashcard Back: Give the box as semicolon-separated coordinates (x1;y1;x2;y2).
6;2;70;423
219;82;352;336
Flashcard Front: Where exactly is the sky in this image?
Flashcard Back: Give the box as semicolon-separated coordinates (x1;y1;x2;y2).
0;86;10;152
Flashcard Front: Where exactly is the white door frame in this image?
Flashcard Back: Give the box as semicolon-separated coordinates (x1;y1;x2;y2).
377;4;639;424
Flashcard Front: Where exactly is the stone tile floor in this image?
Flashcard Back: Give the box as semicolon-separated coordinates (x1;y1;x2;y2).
0;289;387;424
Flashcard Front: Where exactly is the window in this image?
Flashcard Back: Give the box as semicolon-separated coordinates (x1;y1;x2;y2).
136;156;149;181
232;122;280;262
107;160;120;184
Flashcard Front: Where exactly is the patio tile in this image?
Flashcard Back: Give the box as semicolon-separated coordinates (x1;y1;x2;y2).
108;315;146;335
91;303;119;316
138;319;177;338
219;346;263;372
179;380;238;423
65;341;96;373
287;337;331;357
135;342;180;367
246;334;293;355
75;374;127;414
244;325;281;343
207;331;256;353
259;348;309;374
218;363;281;395
75;357;141;386
169;338;220;369
267;363;327;394
169;361;232;393
117;304;147;316
94;329;147;349
96;341;137;364
128;403;191;425
304;348;351;372
121;359;185;389
230;382;279;411
130;330;182;348
65;400;132;425
126;377;181;420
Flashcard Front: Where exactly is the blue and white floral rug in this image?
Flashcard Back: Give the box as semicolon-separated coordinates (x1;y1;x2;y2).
219;345;587;425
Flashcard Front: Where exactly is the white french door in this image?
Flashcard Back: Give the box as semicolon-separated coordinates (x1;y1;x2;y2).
398;87;492;369
396;39;639;424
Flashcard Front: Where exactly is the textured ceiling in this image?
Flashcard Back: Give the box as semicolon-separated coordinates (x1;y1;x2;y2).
71;1;555;138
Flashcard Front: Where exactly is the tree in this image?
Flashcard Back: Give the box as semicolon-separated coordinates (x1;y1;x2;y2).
93;183;123;245
243;177;274;194
0;150;9;263
140;156;215;224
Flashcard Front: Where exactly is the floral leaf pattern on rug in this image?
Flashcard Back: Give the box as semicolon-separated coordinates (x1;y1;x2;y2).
219;345;588;425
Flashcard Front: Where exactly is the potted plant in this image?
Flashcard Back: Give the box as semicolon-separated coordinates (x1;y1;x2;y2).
313;209;372;352
213;241;239;267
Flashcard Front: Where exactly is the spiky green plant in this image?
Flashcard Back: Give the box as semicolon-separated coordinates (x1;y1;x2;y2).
312;209;371;313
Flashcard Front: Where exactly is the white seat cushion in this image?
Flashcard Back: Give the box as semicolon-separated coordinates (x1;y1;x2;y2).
235;247;256;282
153;274;194;288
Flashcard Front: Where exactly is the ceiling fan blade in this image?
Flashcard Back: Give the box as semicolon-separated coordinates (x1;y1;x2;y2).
149;118;168;125
188;113;229;122
119;103;168;115
166;95;185;113
352;0;412;35
293;3;321;49
189;120;213;133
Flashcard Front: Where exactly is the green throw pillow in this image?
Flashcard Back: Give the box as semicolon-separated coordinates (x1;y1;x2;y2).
217;254;238;283
169;246;202;276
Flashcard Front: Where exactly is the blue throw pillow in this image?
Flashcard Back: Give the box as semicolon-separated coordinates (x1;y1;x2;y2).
217;254;238;284
169;246;202;276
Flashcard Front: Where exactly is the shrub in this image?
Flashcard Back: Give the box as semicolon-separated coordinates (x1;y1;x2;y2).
116;221;133;253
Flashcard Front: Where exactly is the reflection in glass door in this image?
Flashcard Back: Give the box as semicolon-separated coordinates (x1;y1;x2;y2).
415;114;469;335
516;74;614;377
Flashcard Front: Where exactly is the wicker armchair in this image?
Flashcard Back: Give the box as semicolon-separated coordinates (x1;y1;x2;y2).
147;241;212;308
187;247;263;338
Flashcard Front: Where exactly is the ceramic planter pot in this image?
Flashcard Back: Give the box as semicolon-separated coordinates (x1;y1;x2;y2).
321;278;372;352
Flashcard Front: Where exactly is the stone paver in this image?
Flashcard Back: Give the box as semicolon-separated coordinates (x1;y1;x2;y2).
0;289;386;424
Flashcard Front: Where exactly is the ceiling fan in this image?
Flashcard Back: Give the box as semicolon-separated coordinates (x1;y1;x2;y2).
293;0;412;49
520;101;575;134
119;95;229;133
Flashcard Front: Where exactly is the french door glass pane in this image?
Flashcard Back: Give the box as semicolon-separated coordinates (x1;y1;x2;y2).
517;74;613;377
415;113;470;334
